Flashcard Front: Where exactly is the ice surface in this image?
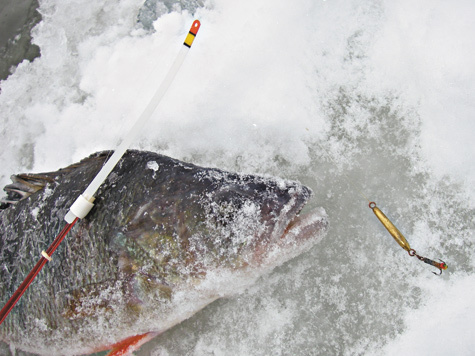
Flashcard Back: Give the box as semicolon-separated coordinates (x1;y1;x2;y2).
0;0;474;355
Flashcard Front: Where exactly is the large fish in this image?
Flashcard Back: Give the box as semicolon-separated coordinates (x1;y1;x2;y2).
0;150;327;355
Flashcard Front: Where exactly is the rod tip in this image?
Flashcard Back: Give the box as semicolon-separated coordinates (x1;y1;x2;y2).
190;20;201;35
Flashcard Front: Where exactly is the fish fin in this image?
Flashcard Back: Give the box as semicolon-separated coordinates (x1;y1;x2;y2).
105;332;159;356
62;150;112;170
0;151;112;207
1;173;53;205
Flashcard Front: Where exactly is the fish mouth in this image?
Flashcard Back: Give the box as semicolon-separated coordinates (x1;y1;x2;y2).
256;187;328;265
280;207;328;244
277;186;328;244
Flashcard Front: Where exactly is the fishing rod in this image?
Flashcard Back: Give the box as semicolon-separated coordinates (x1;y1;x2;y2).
0;20;201;326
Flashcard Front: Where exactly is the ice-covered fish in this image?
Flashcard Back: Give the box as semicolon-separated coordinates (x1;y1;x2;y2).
0;150;327;355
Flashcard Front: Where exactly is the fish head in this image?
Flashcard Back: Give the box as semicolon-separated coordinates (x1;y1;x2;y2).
107;154;328;335
194;172;328;270
116;154;327;285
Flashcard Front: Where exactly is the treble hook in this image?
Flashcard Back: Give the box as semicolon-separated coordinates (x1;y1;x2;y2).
409;249;448;275
368;202;448;276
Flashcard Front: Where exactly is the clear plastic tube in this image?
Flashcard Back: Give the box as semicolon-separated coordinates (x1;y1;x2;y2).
82;45;189;200
65;20;200;223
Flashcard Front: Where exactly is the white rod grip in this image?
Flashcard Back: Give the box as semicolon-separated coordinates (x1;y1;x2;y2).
64;194;95;223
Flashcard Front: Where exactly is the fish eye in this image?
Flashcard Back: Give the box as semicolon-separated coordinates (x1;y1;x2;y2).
211;196;243;226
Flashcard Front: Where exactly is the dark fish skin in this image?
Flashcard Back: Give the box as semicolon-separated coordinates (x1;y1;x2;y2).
0;150;327;355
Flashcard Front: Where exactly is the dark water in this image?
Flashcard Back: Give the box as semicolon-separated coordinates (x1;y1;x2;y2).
0;0;41;81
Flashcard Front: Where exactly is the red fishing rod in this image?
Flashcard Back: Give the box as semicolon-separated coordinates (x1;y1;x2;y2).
0;20;200;326
0;218;78;325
